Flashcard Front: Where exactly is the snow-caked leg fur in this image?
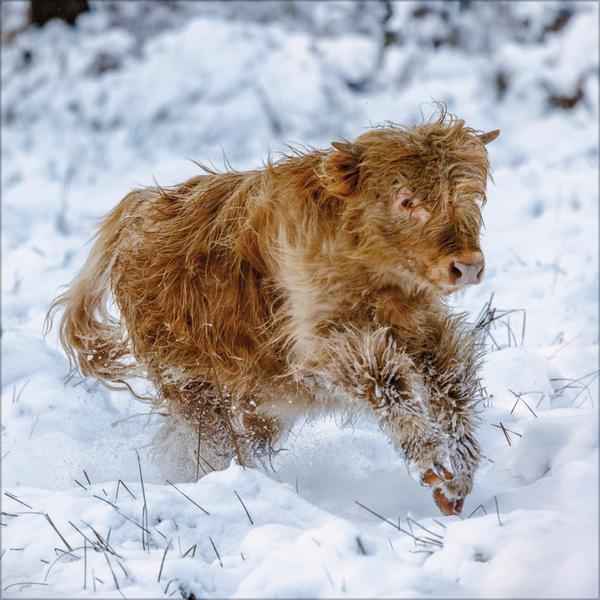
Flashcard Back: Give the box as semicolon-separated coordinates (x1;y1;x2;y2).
154;374;284;474
410;314;483;514
312;326;453;485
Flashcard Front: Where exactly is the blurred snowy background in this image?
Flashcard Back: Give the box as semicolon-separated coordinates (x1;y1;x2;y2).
1;1;598;597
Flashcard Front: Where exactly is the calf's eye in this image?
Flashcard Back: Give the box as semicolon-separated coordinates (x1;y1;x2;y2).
394;194;430;224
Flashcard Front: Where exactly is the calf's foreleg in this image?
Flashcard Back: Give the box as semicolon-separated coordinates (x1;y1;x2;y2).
310;326;455;492
410;314;483;514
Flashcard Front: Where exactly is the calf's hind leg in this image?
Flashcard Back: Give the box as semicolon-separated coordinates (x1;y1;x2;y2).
157;375;284;473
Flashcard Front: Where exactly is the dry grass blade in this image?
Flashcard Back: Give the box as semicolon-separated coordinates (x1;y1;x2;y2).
68;521;97;550
157;540;172;582
572;372;599;407
166;480;210;515
234;490;253;525
4;491;33;510
418;535;443;547
195;420;203;480
135;450;149;551
498;422;511;446
323;566;335;587
115;480;136;502
474;294;527;349
83;470;92;485
197;453;216;473
355;536;368;555
405;516;443;539
551;370;599;408
101;546;126;599
43;513;73;552
44;546;87;582
83;540;87;590
3;582;48;592
80;518;122;558
508;389;537;417
548;333;582;358
164;578;178;595
182;543;196;558
354;501;418;541
467;504;488;518
494;496;502;526
11;380;31;404
479;453;494;464
73;479;88;491
92;495;152;541
209;536;223;567
491;422;522;446
211;364;245;469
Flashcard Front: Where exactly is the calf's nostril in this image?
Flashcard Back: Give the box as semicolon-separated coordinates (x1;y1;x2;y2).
449;261;463;284
449;258;485;286
476;263;485;282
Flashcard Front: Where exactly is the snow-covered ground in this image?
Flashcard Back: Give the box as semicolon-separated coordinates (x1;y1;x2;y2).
2;1;598;597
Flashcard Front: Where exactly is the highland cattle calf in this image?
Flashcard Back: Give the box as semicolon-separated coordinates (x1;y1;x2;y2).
48;111;499;515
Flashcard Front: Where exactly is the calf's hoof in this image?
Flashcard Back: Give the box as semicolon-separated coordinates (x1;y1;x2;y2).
420;463;454;487
433;487;464;516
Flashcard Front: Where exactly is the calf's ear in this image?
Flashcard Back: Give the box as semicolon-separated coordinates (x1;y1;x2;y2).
478;129;500;145
320;141;363;198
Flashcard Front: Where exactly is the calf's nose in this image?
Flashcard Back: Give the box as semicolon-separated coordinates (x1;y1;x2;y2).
449;255;485;286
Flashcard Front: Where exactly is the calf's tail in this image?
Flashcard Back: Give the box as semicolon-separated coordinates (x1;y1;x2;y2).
45;191;145;388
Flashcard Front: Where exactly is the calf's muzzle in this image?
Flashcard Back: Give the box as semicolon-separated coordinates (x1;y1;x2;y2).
449;252;485;286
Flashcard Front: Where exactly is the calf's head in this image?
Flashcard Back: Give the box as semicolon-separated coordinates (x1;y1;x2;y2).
321;114;499;294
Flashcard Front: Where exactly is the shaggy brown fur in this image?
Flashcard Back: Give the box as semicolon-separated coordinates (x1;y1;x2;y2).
47;110;499;515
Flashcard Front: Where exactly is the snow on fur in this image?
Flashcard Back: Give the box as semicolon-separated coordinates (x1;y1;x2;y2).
1;2;597;598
